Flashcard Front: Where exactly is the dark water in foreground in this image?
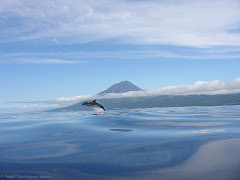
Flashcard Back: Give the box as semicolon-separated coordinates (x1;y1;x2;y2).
1;106;240;180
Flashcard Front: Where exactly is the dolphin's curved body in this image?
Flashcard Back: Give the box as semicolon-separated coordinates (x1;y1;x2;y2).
81;99;106;111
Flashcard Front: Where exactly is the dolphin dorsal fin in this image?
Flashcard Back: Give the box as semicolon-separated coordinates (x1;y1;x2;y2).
93;99;97;102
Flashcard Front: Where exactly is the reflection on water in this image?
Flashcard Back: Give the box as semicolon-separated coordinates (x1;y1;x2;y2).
54;130;77;135
109;129;133;132
180;129;227;134
0;106;240;179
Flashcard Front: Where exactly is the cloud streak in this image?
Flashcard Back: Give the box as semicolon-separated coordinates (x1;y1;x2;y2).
1;0;240;46
2;47;240;64
0;58;90;64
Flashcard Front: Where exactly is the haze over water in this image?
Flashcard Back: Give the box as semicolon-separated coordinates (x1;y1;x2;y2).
1;105;240;180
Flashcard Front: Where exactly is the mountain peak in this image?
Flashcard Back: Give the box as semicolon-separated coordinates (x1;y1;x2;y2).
98;80;142;94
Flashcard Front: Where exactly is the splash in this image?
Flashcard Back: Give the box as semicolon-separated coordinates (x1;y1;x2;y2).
93;107;106;115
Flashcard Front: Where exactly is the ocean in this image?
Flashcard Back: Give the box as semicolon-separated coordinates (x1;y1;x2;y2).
1;105;240;180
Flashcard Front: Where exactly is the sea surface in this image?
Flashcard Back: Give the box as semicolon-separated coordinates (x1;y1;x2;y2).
1;106;240;180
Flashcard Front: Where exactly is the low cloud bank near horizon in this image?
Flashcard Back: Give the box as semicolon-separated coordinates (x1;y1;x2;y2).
56;78;240;104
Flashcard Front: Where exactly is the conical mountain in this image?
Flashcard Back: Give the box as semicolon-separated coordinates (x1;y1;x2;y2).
98;80;142;94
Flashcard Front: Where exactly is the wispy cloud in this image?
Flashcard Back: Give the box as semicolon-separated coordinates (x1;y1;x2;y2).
1;48;240;63
1;0;240;47
56;77;240;103
0;58;90;64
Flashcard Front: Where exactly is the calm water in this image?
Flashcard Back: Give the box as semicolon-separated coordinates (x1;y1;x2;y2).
1;106;240;180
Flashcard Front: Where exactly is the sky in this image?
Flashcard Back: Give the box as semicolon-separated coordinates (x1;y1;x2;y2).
1;0;240;110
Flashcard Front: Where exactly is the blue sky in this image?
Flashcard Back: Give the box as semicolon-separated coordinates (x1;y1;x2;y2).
1;0;240;109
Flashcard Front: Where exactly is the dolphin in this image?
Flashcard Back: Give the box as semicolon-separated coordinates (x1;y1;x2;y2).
81;99;106;111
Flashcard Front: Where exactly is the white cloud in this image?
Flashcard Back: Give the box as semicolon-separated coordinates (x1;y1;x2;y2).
1;0;240;46
56;95;93;102
56;77;240;103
